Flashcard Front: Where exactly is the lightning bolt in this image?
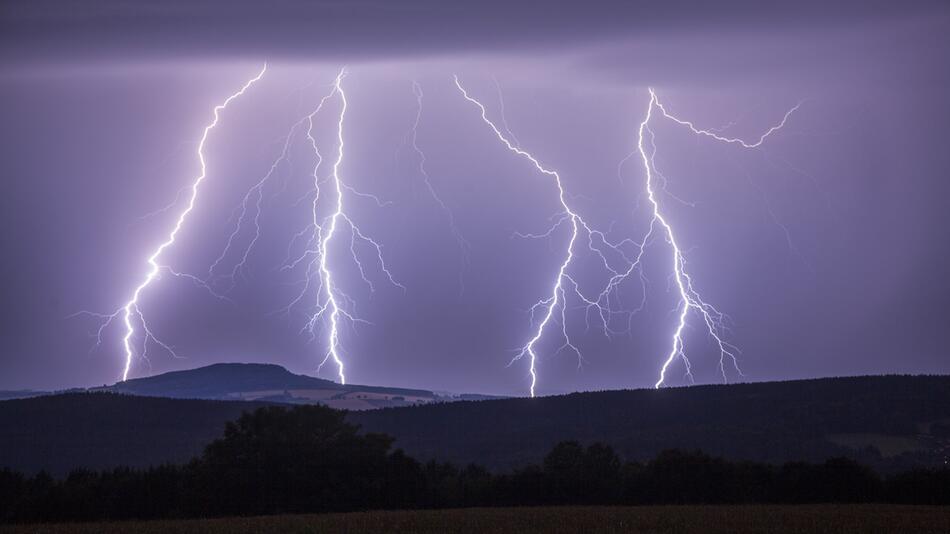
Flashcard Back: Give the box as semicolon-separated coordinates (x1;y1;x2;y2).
491;75;522;149
408;81;471;294
455;77;798;396
312;70;352;384
206;115;305;290
73;65;796;394
280;68;403;384
456;76;641;398
205;79;362;290
76;65;267;381
637;89;800;388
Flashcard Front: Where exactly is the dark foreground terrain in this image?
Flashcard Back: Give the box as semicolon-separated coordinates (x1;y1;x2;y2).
4;374;949;475
3;506;949;534
350;375;950;471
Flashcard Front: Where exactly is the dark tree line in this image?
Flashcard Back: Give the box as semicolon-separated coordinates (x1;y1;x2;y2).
2;404;949;523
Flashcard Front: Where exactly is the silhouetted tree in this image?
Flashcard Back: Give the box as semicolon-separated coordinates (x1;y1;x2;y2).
191;404;398;515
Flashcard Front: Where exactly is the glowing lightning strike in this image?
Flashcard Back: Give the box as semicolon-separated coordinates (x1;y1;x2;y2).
102;66;266;381
454;77;797;396
455;76;628;398
409;81;471;294
315;70;351;384
281;68;403;385
638;89;800;388
207;115;305;290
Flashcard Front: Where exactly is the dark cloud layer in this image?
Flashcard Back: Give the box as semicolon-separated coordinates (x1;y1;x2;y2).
2;0;946;62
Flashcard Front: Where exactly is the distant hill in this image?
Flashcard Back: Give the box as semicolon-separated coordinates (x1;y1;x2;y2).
2;375;948;476
0;390;45;401
97;363;446;410
101;362;342;397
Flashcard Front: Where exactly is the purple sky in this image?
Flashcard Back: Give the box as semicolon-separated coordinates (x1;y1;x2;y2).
2;1;949;395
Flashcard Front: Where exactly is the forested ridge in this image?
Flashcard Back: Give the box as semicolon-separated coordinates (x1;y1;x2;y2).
349;375;950;470
2;375;949;476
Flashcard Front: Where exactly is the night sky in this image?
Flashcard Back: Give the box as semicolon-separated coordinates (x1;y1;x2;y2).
2;1;949;395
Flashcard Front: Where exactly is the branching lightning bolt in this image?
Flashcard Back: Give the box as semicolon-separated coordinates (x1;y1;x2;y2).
638;89;800;388
73;64;798;394
455;77;798;395
455;76;641;397
77;66;267;381
280;68;403;385
207;116;305;290
409;81;471;294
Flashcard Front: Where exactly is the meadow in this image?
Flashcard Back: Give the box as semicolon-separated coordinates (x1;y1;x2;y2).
4;505;950;534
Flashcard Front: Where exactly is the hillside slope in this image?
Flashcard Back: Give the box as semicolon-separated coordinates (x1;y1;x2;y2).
0;393;267;475
2;375;948;475
349;375;950;471
100;363;441;410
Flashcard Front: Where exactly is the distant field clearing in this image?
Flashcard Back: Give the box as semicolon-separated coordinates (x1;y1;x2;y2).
827;432;925;457
4;505;949;534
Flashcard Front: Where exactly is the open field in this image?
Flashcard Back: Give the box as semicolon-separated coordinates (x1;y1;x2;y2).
4;505;950;534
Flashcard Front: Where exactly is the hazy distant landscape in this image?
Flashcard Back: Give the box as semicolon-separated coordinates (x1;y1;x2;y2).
1;363;500;410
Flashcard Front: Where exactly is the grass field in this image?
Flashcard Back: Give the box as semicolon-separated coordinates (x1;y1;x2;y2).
5;505;950;534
